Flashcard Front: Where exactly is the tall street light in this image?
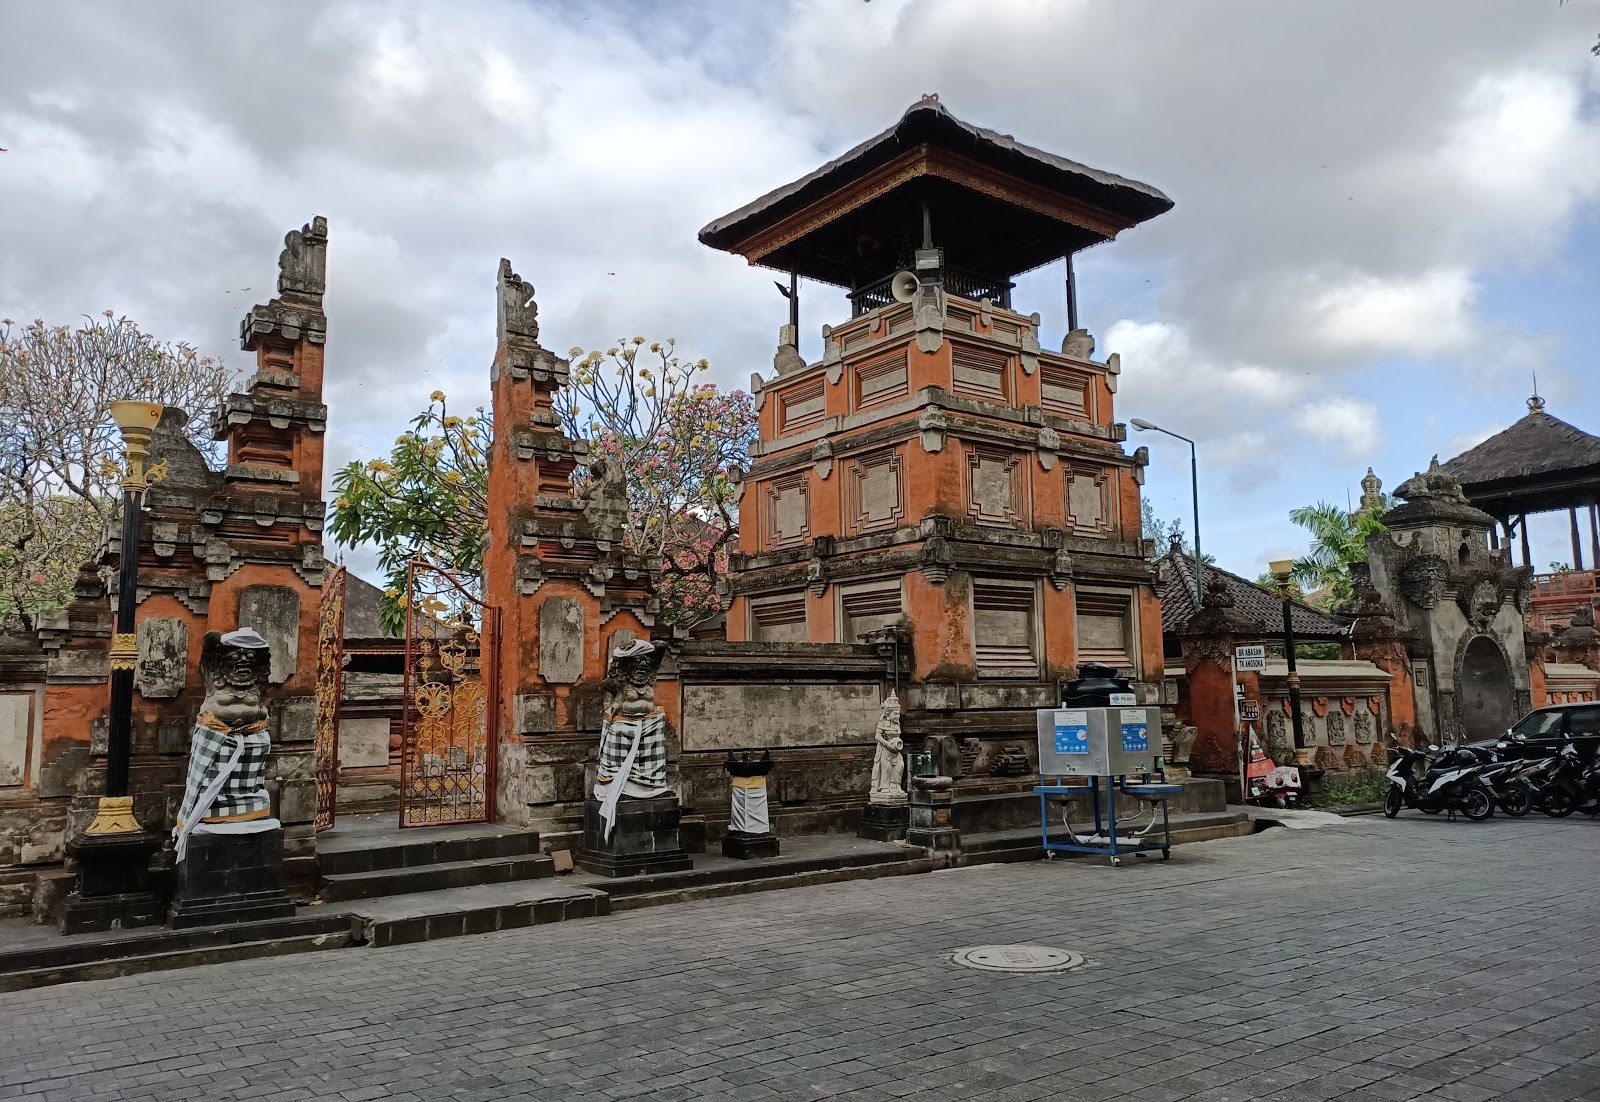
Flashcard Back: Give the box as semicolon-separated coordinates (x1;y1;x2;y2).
1268;558;1309;765
84;400;166;836
1129;419;1202;604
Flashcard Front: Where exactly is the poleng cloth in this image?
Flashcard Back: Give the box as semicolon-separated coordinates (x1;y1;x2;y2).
173;714;273;863
595;709;668;840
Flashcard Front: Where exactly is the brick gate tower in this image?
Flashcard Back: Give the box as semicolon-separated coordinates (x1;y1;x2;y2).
700;98;1174;791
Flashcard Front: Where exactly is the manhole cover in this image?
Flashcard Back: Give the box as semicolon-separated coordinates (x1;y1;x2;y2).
950;945;1085;973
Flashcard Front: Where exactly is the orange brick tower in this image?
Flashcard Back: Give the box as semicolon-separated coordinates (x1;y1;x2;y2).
700;98;1174;776
481;260;657;837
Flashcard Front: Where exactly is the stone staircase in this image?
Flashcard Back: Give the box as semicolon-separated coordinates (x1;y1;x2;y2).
317;819;554;902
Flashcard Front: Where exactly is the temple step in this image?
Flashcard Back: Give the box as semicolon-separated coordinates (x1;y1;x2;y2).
320;854;554;902
317;819;541;877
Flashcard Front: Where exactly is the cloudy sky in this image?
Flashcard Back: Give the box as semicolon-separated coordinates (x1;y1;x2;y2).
3;0;1598;581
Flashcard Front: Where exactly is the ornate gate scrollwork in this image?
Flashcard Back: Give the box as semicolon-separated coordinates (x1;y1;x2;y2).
401;560;499;827
313;564;347;832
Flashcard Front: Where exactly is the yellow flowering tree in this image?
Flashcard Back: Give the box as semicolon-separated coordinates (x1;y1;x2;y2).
328;394;491;635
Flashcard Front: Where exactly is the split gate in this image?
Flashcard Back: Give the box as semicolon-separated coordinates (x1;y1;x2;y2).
313;563;347;832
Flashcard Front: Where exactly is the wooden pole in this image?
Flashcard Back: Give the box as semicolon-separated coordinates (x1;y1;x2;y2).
1589;504;1598;571
1571;507;1586;571
1519;513;1532;569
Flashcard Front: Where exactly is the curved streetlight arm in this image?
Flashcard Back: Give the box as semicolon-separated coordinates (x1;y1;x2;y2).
1129;420;1202;603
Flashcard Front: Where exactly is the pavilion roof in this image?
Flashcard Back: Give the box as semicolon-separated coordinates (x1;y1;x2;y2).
698;97;1173;288
1159;546;1351;642
1440;401;1600;516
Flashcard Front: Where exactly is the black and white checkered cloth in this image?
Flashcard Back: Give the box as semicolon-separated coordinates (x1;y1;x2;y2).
597;710;668;790
175;715;273;829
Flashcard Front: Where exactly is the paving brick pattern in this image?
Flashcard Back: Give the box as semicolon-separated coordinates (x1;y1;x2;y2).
3;814;1599;1101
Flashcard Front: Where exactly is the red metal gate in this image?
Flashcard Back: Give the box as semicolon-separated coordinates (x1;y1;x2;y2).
401;560;498;827
313;563;347;832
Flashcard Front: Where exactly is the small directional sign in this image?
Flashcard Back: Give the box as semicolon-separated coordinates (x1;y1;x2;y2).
1235;644;1267;672
1240;700;1261;722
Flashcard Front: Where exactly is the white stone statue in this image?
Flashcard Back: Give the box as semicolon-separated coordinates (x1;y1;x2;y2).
869;694;908;805
173;628;280;863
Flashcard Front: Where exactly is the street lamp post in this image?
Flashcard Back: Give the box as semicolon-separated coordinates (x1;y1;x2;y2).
1268;559;1309;765
1130;419;1202;604
82;401;167;834
61;401;169;933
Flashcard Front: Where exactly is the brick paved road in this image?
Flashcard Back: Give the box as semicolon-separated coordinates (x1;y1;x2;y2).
4;814;1599;1102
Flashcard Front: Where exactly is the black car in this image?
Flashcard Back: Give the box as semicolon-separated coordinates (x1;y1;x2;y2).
1466;702;1600;764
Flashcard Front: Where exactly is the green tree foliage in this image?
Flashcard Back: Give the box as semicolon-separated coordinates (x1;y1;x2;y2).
0;313;235;633
1285;497;1390;611
328;396;490;637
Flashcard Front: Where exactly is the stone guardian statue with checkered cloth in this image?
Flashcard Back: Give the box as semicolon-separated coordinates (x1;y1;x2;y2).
593;639;670;840
173;629;280;864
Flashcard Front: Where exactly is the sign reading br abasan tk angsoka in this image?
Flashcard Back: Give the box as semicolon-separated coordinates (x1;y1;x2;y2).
1120;711;1149;753
1054;710;1089;755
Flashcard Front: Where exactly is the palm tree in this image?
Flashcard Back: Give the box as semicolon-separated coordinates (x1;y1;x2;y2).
1287;500;1388;610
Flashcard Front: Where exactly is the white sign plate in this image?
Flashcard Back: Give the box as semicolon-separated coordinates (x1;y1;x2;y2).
1235;644;1267;672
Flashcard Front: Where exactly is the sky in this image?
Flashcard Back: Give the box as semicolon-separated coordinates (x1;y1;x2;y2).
2;0;1598;583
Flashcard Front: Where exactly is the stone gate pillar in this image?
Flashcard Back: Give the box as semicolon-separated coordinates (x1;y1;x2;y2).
1349;589;1418;746
1178;578;1263;777
481;261;657;841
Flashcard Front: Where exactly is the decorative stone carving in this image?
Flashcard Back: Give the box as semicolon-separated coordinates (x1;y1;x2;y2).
496;257;539;342
237;586;300;684
1036;426;1060;471
869;695;907;805
1266;709;1289;760
1312;696;1330;717
594;640;671;837
914;283;947;354
581;456;630;533
917;407;947;452
1104;352;1121;395
277;216;328;299
812;439;834;480
174;629;279;863
538;597;585;684
1019;315;1041;375
1341;696;1357;716
1399;555;1449;609
773;323;806;374
1061;328;1095;359
1354;709;1374;744
1326;710;1346;745
135;617;188;699
1456;576;1503;633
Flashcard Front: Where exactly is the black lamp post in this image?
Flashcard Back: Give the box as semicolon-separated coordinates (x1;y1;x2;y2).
79;401;167;834
61;401;168;933
1269;559;1308;764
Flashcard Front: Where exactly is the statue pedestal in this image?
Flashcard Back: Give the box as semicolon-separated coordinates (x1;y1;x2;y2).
579;796;694;878
906;786;959;852
168;827;295;929
59;830;166;935
858;801;909;842
722;829;779;860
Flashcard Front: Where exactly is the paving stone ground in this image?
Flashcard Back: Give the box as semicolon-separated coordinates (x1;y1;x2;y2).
3;812;1599;1102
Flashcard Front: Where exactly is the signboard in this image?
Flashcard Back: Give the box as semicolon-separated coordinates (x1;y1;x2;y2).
1240;700;1261;722
1119;711;1149;754
1234;644;1267;672
1053;710;1089;755
1108;692;1136;707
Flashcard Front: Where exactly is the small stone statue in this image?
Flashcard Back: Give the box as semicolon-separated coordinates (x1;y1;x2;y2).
595;639;671;838
869;695;908;805
173;629;279;863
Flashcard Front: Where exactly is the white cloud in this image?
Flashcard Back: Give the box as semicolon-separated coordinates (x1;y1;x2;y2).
1305;268;1478;358
1292;397;1382;456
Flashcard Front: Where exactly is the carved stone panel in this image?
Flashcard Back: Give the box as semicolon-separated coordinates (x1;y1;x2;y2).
135;617;188;699
681;682;880;752
1327;710;1347;745
766;475;810;548
538;597;585;684
1066;467;1115;537
1354;709;1374;744
847;450;904;534
0;693;29;787
238;585;301;684
966;447;1025;526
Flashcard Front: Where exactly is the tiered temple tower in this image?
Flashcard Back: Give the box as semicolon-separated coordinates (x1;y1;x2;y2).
701;98;1173;784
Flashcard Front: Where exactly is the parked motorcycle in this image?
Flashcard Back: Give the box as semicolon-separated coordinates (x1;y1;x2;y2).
1529;743;1600;818
1383;738;1495;821
1457;743;1536;817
